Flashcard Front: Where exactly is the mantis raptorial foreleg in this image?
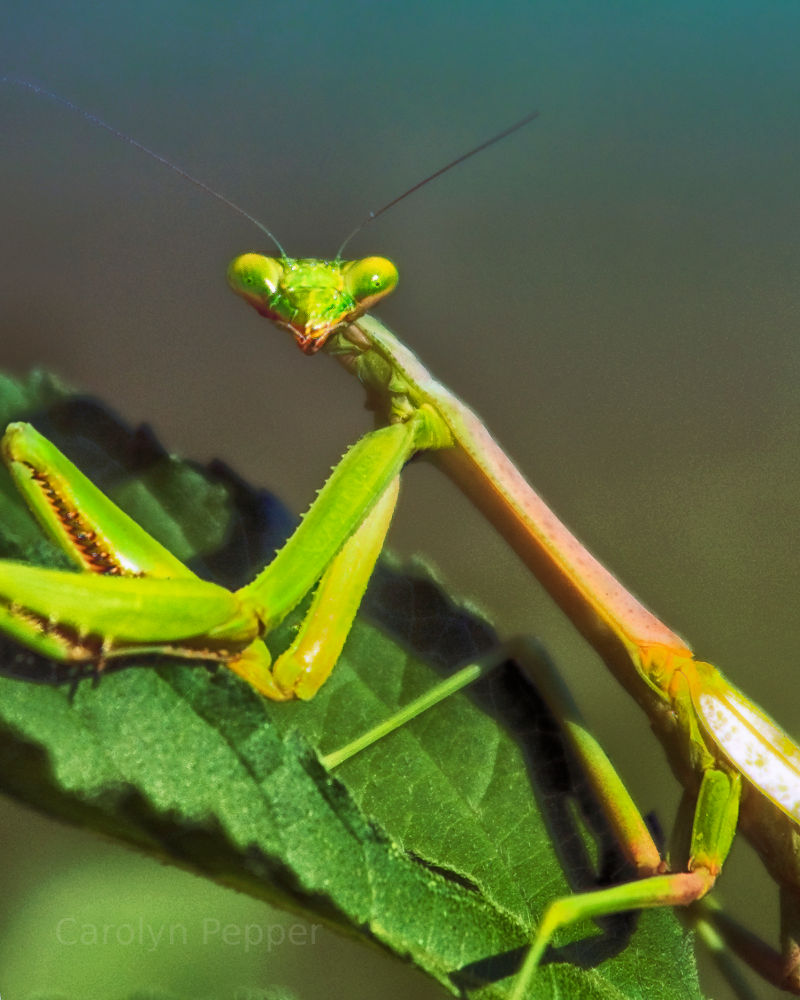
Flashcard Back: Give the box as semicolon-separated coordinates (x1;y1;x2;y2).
0;417;443;701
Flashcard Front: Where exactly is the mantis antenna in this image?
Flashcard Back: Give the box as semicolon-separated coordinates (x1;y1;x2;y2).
2;76;287;257
334;109;540;258
4;76;538;259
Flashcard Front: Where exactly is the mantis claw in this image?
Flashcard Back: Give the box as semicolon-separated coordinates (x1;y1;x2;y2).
0;418;404;702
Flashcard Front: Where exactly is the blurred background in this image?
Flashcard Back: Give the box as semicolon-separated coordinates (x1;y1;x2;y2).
1;2;799;997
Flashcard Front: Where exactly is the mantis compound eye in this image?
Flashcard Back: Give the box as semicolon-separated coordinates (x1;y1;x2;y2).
227;254;284;298
343;257;399;309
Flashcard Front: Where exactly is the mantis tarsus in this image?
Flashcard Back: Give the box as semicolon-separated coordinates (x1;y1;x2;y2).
3;82;800;997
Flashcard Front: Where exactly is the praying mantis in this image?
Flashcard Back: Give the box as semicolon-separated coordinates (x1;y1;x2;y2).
2;83;799;997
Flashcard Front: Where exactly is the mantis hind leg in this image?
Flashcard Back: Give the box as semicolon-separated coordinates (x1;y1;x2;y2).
317;634;751;998
510;647;800;998
505;645;744;1000
316;636;550;769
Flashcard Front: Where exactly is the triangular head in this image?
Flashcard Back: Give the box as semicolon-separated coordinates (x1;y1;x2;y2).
228;254;399;354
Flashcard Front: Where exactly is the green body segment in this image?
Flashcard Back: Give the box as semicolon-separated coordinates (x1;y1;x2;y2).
269;476;401;700
3;422;193;578
0;422;253;662
0;562;255;648
241;409;450;629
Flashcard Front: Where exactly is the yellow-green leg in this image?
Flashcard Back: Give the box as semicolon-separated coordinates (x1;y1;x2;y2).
228;477;401;700
304;631;757;998
505;639;742;999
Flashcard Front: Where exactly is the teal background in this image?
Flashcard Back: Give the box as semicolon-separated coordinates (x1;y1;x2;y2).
1;2;799;998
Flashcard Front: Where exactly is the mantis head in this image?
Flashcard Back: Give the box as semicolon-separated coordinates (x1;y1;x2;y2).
227;254;399;354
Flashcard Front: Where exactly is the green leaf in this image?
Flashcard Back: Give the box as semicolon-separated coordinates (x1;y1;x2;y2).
0;373;704;999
